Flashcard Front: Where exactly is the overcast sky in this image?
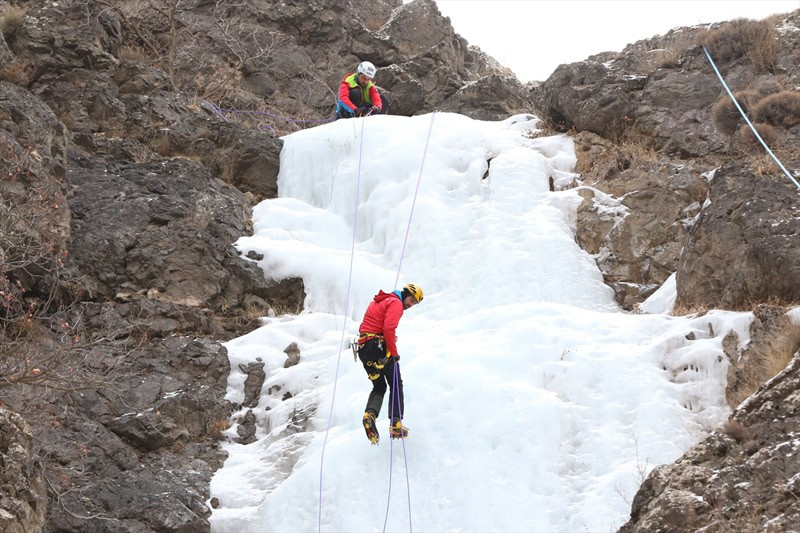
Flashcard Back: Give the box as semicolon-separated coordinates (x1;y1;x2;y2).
431;0;800;81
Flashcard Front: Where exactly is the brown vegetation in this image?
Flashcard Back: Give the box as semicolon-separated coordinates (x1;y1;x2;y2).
0;139;128;393
727;306;800;407
735;122;782;153
710;90;760;136
701;18;780;72
96;0;304;134
721;419;752;443
752;90;800;129
0;4;27;39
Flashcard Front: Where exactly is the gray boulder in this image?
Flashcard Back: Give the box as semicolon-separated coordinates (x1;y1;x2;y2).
676;162;800;309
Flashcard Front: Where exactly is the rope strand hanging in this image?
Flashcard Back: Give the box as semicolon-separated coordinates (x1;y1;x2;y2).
317;112;436;533
318;115;367;532
384;111;437;533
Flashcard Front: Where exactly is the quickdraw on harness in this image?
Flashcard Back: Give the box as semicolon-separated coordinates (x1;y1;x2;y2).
352;333;388;380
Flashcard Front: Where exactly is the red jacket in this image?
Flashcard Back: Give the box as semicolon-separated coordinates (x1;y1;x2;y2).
359;290;403;357
338;73;383;113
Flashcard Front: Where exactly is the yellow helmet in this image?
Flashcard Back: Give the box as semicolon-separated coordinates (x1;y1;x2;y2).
403;283;424;303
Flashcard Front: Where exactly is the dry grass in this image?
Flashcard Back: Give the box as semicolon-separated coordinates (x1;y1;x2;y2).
735;122;782;153
188;62;243;105
208;418;232;441
146;130;173;157
644;32;696;71
748;152;787;177
583;138;661;182
117;44;147;62
0;4;26;39
727;306;800;407
753;91;800;129
0;57;33;86
670;304;709;317
701;18;780;72
721;420;752;443
711;90;760;136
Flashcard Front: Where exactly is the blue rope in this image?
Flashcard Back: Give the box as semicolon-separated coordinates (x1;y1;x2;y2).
702;46;800;190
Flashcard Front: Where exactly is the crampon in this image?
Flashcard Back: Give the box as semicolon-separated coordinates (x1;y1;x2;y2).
362;412;379;445
389;420;408;439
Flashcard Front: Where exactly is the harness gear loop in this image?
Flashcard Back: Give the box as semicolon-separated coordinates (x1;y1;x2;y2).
358;332;384;343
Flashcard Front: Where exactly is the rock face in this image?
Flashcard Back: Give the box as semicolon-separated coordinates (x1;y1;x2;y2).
534;12;800;531
537;13;800;311
0;410;46;533
1;0;799;530
619;349;800;533
676;163;800;309
0;0;532;530
571;131;709;309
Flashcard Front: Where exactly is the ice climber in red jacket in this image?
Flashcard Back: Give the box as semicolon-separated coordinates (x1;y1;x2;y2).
357;283;424;444
335;61;387;119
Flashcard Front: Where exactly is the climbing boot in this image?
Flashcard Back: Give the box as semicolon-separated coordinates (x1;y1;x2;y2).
389;420;408;439
362;412;379;445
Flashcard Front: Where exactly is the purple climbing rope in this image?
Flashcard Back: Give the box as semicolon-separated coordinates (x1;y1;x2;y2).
384;111;437;532
384;362;412;533
394;112;437;289
317;116;367;532
204;101;336;136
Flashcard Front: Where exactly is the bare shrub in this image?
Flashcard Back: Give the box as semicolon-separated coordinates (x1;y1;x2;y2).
0;57;34;86
722;420;752;443
752;91;800;129
701;18;780;72
711;90;760;136
735;122;781;153
0;138;129;392
208;418;232;441
645;32;696;70
0;4;27;40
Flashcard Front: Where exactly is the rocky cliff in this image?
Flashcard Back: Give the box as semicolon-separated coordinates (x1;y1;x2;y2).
0;0;798;531
0;0;526;530
532;12;800;531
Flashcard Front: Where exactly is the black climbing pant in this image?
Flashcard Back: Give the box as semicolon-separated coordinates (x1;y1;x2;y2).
335;89;390;119
358;337;403;422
